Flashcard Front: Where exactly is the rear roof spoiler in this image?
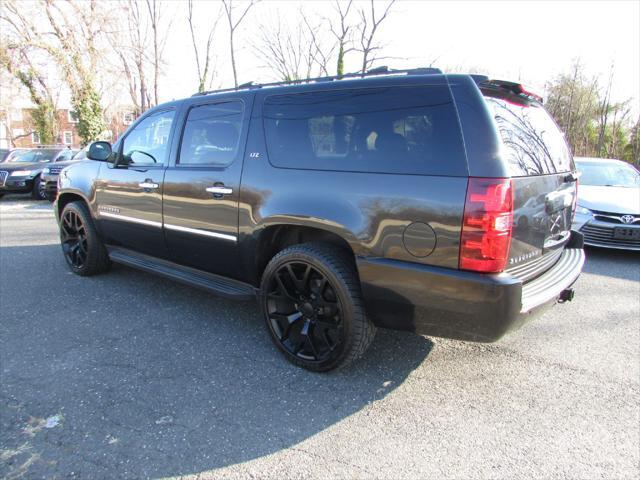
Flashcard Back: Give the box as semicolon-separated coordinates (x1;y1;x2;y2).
471;76;544;104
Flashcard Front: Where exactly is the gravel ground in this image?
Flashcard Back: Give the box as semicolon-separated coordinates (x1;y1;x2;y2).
0;196;638;479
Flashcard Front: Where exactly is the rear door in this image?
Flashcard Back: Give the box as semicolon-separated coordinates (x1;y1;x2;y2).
162;95;252;280
483;91;577;280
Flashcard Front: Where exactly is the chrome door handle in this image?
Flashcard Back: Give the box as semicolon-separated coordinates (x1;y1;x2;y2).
206;186;233;195
138;181;159;189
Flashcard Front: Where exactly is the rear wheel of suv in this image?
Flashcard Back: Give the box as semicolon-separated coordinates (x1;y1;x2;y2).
59;201;111;276
31;175;46;200
260;243;376;371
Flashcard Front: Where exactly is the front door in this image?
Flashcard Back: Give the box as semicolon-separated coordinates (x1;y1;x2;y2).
95;108;176;258
162;97;251;280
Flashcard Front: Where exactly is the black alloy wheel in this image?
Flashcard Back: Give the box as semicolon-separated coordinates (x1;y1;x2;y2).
59;201;111;276
60;208;88;270
266;261;344;363
261;243;376;371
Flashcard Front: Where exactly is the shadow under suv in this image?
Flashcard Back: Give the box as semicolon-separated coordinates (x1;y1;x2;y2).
55;68;585;371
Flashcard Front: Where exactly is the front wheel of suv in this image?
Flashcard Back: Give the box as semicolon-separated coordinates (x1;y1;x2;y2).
260;243;376;372
59;201;111;276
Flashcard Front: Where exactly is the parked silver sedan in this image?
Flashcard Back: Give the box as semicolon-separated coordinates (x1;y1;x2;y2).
572;157;640;250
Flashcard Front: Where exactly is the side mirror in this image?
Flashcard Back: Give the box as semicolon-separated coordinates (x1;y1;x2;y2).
87;141;112;162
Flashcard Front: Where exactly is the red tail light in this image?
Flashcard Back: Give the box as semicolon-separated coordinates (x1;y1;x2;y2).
459;178;513;273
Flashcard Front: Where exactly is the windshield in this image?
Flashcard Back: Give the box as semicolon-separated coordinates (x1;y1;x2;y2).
8;149;58;163
577;161;640;188
72;147;88;160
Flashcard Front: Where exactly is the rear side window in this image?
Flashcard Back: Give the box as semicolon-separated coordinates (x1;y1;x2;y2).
263;85;467;176
485;96;573;176
179;101;243;166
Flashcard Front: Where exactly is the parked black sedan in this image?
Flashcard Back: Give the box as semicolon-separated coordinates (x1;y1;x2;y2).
0;148;28;163
0;146;76;200
40;147;87;201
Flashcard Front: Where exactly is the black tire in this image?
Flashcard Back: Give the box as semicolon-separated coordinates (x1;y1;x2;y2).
260;243;376;372
59;201;111;276
45;192;56;203
31;175;46;200
0;194;4;199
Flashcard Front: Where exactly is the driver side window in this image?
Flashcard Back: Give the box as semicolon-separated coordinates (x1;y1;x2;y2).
122;110;175;166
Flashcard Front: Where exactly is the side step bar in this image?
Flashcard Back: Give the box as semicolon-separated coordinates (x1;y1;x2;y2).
107;247;257;301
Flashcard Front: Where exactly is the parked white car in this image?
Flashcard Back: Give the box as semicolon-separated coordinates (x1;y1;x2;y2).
572;157;640;250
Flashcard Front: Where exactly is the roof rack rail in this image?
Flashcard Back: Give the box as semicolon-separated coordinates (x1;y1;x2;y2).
192;66;443;97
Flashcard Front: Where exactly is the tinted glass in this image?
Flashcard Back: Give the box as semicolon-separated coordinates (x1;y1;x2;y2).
122;110;175;166
8;149;57;163
56;150;75;161
485;96;573;176
72;148;88;160
179;101;243;166
577;161;640;187
263;85;467;176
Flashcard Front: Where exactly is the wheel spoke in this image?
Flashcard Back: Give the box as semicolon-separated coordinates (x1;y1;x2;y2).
63;216;74;233
299;319;319;359
271;311;303;340
305;334;319;359
285;264;311;294
275;273;297;301
322;330;337;351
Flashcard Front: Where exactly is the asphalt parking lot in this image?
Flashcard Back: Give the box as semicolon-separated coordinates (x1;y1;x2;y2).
1;196;639;480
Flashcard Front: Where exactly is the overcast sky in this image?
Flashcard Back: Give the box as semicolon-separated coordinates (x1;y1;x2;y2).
161;0;639;113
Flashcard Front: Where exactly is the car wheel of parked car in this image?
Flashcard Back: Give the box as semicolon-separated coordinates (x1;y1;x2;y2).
0;194;4;199
59;201;111;276
260;243;376;372
31;175;47;200
45;193;56;203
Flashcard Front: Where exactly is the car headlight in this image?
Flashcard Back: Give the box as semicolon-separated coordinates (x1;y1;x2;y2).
42;167;50;174
575;206;592;215
10;170;34;177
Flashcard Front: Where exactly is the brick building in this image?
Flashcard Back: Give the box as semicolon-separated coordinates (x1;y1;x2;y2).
0;107;137;149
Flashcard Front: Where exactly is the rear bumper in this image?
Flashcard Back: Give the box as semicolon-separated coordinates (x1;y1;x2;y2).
357;233;585;342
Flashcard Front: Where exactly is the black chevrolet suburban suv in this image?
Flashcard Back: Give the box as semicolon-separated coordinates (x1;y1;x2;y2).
55;69;585;371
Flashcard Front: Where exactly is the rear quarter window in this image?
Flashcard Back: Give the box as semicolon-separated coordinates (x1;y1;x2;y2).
263;85;467;176
485;96;573;176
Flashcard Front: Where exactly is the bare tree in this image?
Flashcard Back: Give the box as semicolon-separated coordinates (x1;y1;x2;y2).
301;12;335;77
596;62;614;156
328;0;355;77
254;11;333;81
222;0;259;88
188;0;222;93
109;0;150;115
355;0;396;74
145;0;172;106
